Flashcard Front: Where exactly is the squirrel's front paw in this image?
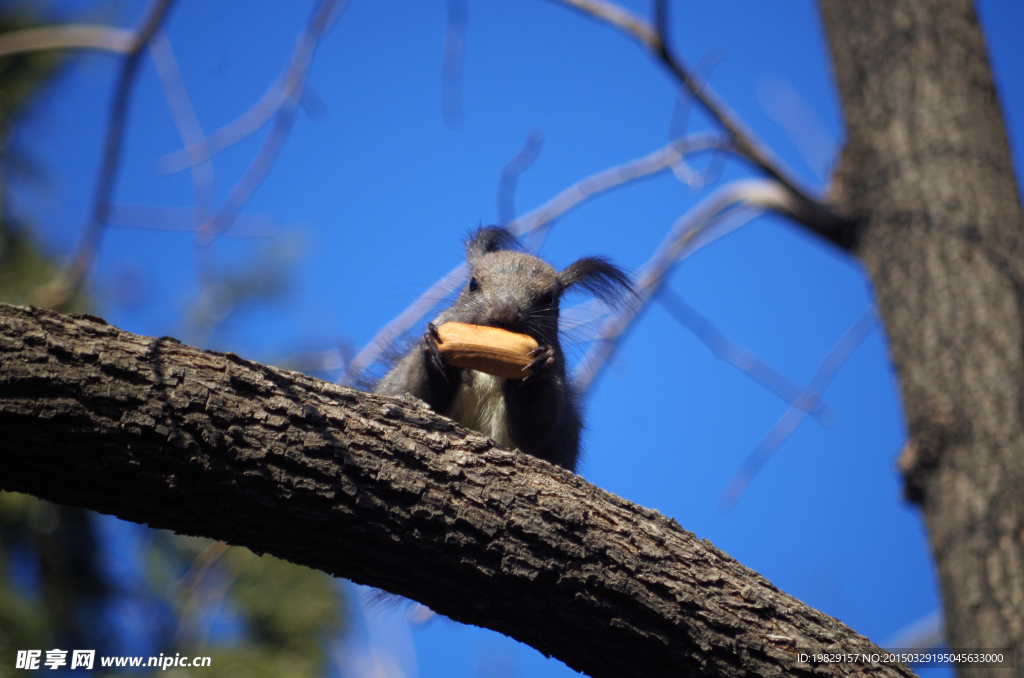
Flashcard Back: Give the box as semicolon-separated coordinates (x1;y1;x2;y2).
421;323;449;381
521;344;556;384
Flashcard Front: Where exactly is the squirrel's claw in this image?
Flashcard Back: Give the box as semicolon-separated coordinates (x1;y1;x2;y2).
422;323;448;381
521;345;556;384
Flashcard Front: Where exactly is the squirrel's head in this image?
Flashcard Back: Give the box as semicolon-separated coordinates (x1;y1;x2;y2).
456;226;632;341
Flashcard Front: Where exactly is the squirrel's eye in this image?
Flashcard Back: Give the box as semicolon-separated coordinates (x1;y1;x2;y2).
539;293;554;307
468;277;479;292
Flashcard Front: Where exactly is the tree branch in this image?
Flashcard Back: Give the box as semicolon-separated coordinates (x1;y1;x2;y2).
575;178;800;390
0;25;134;57
545;0;853;247
0;302;912;678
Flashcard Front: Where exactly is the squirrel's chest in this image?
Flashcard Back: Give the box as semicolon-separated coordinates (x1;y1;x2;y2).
448;370;514;449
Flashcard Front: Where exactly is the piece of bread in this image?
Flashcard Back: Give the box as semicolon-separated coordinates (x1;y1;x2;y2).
435;322;539;379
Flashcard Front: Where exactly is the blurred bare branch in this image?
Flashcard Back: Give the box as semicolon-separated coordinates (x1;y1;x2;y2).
178;541;231;594
158;76;284;175
192;0;349;251
757;76;838;183
342;261;469;386
574;178;803;391
668;46;723;142
148;28;220;284
149;29;216;232
657;287;836;426
341;133;728;385
509;131;725;240
159;0;349;175
277;349;348;374
176;541;236;648
667;139;729;190
192;104;295;249
31;0;179;308
882;610;944;652
718;306;877;511
668;47;729;190
181;237;300;344
0;24;133;57
497;129;544;224
442;0;468;128
108;205;277;238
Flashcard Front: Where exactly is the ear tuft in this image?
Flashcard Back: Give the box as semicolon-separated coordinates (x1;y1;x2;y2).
558;257;632;306
466;226;520;263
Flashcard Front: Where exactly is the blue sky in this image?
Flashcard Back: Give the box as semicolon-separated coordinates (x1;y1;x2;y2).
10;0;1024;676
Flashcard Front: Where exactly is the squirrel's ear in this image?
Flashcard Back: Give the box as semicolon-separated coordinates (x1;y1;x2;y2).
558;257;633;306
466;226;520;264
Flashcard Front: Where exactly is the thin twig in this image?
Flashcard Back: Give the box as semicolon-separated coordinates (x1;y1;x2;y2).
441;0;468;128
341;262;469;386
157;74;287;175
657;287;836;426
176;541;235;648
340;133;729;384
0;24;134;57
756;77;837;184
193;99;298;250
158;0;349;175
497;129;544;224
149;29;219;285
178;541;231;594
149;30;216;230
546;0;852;247
193;0;349;250
717;306;877;511
668;47;726;189
668;47;723;140
573;178;801;391
108;205;277;237
509;131;726;240
668;146;729;190
881;610;944;651
277;347;350;374
551;0;658;49
32;0;179;308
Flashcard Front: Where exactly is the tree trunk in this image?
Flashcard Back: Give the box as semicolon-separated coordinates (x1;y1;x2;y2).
0;302;918;678
818;0;1024;674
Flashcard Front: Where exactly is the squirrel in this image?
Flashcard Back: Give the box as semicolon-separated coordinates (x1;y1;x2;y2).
375;226;631;472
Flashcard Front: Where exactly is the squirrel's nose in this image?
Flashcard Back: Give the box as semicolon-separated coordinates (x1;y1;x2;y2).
487;300;524;329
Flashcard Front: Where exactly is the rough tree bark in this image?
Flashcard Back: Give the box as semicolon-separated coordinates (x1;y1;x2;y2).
818;0;1024;674
0;302;916;678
